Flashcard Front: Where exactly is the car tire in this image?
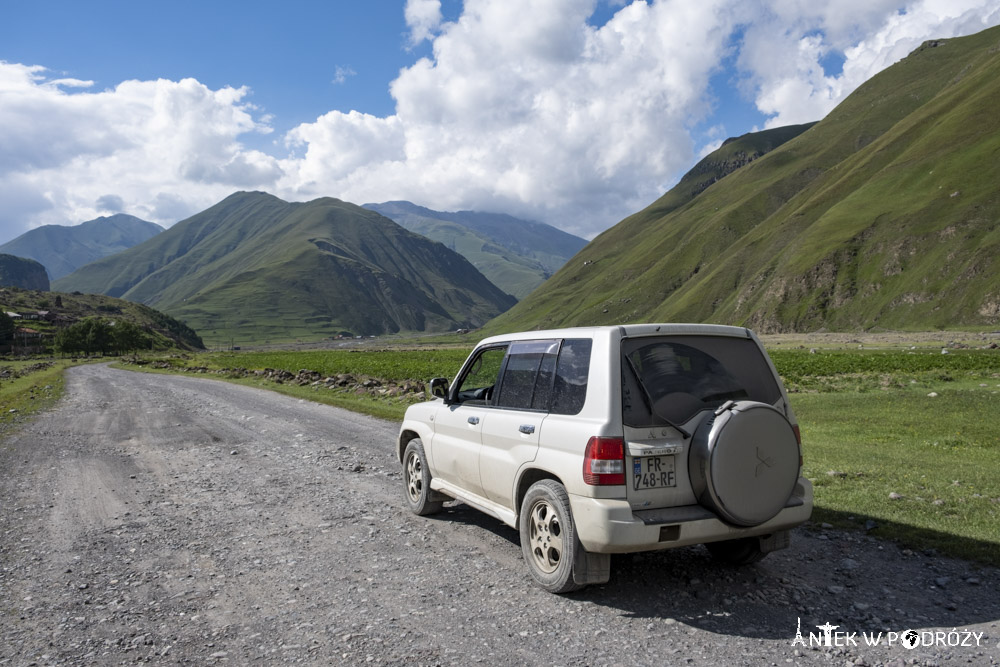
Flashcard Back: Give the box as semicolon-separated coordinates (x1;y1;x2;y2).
519;480;583;594
402;438;444;516
705;537;768;565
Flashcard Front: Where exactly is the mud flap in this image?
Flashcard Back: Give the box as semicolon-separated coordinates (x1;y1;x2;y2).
758;530;791;553
572;543;611;585
428;489;451;503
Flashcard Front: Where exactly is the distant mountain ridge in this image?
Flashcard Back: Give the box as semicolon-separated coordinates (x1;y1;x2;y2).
54;192;516;344
487;27;1000;334
363;201;587;299
0;214;163;280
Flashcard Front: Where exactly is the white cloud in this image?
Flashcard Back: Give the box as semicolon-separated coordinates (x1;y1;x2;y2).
332;65;356;85
0;62;280;238
405;0;443;45
280;0;738;237
3;0;1000;243
741;0;1000;127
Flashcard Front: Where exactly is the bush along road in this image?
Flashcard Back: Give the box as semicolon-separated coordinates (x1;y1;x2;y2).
0;364;998;665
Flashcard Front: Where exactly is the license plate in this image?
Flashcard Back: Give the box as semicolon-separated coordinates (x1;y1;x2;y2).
633;455;676;490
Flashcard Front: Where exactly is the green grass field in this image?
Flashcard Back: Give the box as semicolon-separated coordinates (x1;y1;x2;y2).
120;344;1000;565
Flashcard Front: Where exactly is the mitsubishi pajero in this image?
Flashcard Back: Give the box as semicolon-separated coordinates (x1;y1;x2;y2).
397;324;813;593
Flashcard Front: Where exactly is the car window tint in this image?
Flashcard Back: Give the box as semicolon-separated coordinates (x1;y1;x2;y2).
533;353;557;410
454;345;507;405
551;339;592;415
622;335;781;426
496;340;559;411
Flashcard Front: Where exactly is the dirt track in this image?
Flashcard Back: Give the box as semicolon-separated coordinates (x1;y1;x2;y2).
1;364;998;666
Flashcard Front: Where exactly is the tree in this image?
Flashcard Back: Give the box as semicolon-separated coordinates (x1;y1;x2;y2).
0;311;15;343
54;318;113;355
110;319;149;354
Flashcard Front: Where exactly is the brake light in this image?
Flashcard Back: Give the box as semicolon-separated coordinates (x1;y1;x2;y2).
583;436;625;485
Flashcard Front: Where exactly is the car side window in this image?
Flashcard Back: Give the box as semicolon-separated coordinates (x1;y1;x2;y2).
495;340;560;410
491;338;592;414
453;345;507;405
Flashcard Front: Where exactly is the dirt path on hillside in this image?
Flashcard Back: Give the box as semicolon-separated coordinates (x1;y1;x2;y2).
1;365;997;666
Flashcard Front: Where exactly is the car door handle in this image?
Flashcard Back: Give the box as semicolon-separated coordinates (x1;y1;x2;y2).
519;424;535;434
467;416;480;425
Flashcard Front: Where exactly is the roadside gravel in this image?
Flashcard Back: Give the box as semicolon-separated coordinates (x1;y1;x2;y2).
1;364;997;666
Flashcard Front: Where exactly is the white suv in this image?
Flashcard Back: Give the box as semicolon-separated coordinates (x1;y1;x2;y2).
397;324;813;593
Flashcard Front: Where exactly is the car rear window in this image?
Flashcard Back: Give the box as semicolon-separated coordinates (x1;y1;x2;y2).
621;335;782;427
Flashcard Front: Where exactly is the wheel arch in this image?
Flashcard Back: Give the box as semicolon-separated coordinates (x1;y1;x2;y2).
514;468;565;530
398;428;421;464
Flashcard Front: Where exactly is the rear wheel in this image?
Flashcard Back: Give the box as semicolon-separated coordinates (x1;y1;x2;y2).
519;480;582;593
705;537;767;565
402;438;443;516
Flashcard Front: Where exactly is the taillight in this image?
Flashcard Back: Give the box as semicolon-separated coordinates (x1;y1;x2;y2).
583;436;625;485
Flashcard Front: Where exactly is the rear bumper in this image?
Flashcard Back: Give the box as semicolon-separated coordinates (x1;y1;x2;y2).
569;478;813;554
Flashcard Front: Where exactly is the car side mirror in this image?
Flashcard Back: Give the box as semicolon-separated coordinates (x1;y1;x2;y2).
429;377;450;400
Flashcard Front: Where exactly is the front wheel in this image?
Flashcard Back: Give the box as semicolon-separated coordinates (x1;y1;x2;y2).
519;480;582;593
402;438;443;516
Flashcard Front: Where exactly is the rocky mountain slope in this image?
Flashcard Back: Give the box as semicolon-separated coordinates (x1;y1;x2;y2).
0;254;50;291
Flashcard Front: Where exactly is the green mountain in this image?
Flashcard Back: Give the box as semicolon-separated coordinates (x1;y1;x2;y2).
0;214;163;280
53;192;516;345
0;255;50;291
362;201;587;299
488;27;1000;334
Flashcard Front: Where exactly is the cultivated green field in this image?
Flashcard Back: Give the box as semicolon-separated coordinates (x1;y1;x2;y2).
134;343;1000;565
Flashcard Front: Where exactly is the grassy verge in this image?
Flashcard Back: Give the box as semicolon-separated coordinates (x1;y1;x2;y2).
124;345;1000;565
0;359;77;437
116;348;474;421
793;371;1000;565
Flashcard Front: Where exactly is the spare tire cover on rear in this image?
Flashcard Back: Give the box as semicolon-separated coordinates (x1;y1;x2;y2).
688;400;799;527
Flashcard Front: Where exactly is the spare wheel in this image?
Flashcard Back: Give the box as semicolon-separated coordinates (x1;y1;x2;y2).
688;400;800;527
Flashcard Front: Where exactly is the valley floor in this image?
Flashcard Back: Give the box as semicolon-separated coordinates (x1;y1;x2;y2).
0;365;997;665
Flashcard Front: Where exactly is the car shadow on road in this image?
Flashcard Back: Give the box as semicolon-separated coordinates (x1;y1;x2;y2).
579;519;1000;641
427;503;1000;641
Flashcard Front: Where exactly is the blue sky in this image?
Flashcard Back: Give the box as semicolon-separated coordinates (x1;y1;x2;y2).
2;0;999;243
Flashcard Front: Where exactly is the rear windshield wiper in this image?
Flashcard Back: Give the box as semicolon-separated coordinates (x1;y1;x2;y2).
623;354;691;440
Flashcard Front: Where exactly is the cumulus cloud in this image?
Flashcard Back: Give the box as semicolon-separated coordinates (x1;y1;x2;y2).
742;0;1000;127
3;0;1000;243
405;0;443;45
280;0;739;236
0;62;279;238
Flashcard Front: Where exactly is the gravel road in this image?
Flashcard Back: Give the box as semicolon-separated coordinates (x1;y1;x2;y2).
1;364;998;666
